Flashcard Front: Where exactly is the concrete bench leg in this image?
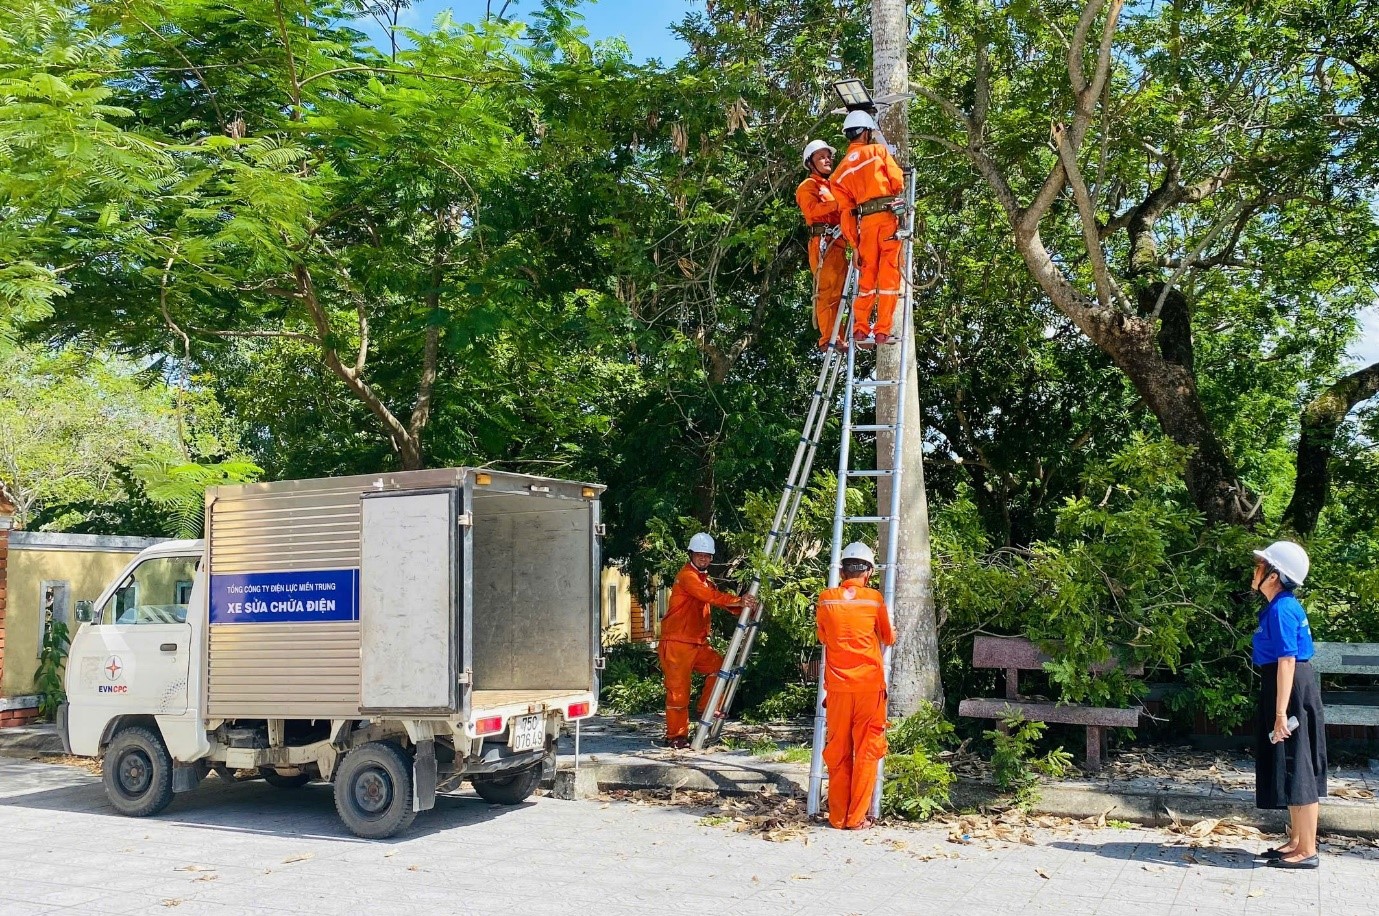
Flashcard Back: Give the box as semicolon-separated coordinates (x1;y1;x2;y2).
1084;725;1106;773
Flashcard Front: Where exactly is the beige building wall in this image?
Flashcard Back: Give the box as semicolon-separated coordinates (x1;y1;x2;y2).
600;566;633;643
2;534;162;698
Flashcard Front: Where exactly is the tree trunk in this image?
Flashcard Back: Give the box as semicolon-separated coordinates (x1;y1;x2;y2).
1009;231;1257;526
1284;360;1379;534
872;0;944;714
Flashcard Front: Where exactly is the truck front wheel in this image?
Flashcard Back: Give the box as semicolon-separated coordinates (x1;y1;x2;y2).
103;726;175;817
333;741;416;839
471;762;542;805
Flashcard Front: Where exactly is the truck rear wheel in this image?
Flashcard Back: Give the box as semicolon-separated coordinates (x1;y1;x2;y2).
260;767;312;789
333;741;416;839
103;726;175;817
471;762;542;805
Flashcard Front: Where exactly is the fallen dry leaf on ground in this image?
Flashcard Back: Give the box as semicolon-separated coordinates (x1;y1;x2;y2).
1330;786;1375;800
282;852;314;864
1164;809;1263;847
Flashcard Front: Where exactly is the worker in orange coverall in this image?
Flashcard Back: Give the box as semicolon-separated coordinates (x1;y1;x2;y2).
817;541;894;829
828;110;907;348
659;532;760;749
795;139;850;351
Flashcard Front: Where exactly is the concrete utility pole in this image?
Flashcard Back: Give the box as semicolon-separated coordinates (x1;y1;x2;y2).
870;0;944;714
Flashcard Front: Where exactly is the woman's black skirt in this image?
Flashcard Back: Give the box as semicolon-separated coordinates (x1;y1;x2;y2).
1256;660;1328;809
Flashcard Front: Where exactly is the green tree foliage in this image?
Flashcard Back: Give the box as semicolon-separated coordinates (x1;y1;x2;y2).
910;0;1379;528
0;342;177;529
3;0;1377;737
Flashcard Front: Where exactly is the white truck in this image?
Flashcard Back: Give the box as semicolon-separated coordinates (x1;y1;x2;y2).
59;468;602;838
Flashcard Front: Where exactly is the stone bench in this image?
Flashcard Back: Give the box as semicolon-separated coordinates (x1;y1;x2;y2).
958;635;1142;773
1313;642;1379;729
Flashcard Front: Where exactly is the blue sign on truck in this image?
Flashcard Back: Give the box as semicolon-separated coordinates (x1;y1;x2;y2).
209;569;359;624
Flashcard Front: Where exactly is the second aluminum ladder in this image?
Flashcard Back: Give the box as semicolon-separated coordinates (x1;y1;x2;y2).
689;254;859;751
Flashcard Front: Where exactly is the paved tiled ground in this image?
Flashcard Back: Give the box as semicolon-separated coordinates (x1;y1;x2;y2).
0;757;1369;915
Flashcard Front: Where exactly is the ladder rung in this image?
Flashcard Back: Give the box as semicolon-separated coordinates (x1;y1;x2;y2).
844;515;895;524
856;379;899;388
851;424;897;432
846;469;894;477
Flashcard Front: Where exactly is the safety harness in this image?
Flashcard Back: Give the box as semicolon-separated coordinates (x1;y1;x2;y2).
856;195;903;217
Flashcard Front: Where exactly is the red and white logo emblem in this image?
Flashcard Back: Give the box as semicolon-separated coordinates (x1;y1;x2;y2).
104;655;123;681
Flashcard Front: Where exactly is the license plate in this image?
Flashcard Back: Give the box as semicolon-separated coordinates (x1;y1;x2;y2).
509;713;544;752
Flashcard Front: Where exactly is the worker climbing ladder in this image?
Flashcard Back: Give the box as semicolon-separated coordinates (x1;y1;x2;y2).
691;167;925;776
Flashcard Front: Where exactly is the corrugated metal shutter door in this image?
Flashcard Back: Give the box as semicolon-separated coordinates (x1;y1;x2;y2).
207;481;363;719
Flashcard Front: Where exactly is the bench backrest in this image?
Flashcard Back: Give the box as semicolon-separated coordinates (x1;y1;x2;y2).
972;636;1144;701
1312;642;1379;676
972;636;1145;675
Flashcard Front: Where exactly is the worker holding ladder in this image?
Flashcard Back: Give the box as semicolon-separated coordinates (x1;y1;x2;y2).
817;542;894;829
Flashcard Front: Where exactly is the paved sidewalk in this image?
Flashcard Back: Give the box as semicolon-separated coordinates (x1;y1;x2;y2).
1;757;1371;915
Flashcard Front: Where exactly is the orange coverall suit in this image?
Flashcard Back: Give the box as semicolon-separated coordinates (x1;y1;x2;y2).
795;174;849;348
829;139;906;338
817;576;895;828
659;563;746;741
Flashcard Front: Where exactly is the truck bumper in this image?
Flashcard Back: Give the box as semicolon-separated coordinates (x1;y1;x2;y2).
56;703;72;755
463;744;547;777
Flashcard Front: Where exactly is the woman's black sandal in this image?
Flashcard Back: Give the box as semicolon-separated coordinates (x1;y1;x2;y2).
1265;854;1319;869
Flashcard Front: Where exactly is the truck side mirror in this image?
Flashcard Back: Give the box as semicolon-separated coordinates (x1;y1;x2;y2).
75;601;95;624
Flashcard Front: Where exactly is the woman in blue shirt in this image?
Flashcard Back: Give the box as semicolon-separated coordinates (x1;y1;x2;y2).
1250;540;1327;870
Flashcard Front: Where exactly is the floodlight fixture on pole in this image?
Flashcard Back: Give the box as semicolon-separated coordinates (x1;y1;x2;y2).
832;78;874;112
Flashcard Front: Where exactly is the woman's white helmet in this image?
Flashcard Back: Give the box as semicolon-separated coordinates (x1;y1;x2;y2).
801;139;835;169
688;532;716;555
840;541;876;567
843;110;878;137
1253;540;1310;587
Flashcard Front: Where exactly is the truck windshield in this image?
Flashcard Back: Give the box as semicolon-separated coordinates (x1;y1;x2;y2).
100;555;201;625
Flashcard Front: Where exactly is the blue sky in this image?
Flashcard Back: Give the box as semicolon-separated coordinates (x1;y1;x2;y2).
355;0;696;62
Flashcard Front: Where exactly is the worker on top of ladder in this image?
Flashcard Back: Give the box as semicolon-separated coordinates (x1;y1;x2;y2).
829;110;907;348
796;139;850;352
817;541;894;829
660;532;760;749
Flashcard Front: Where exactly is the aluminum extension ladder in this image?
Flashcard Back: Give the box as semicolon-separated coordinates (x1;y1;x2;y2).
806;167;920;819
689;258;859;751
691;169;922;790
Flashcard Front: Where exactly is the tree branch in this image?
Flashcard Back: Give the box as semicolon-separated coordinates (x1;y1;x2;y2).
1284;360;1379;534
1055;123;1118;313
1151;201;1242;318
273;0;303;119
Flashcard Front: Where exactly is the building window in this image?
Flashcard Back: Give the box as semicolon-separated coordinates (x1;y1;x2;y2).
174;580;194;604
642;597;654;634
38;581;71;656
607;583;619;625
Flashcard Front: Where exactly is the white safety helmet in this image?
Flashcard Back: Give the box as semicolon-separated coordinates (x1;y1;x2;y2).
1253;541;1310;587
843;110;878;137
688;532;716;555
801;139;835;169
840;541;876;567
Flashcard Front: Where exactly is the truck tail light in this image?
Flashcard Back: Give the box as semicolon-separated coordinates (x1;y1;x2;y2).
566;702;591;719
475;716;504;736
